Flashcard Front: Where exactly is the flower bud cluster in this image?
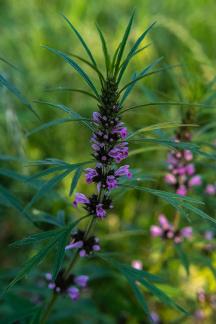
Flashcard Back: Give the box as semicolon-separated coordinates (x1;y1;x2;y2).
150;214;192;244
45;270;88;301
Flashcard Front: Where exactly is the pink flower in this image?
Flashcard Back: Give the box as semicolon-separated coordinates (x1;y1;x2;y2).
205;184;216;195
159;214;171;230
188;175;202;187
132;260;143;270
176;185;187;196
186;163;195;175
165;173;177;184
150;225;163;237
184;150;193;161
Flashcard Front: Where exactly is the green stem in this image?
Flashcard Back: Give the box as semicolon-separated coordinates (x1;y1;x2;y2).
40;293;58;324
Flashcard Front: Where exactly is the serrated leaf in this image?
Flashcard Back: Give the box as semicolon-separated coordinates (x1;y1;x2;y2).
43;46;99;97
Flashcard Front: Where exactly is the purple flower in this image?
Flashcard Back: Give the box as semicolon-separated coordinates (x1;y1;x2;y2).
65;240;84;251
112;124;128;139
106;175;118;190
188;175;202;187
85;168;98;184
92;244;101;251
74;275;89;288
79;249;87;257
181;226;193;239
73;193;90;208
204;231;214;240
45;272;52;281
108;142;129;163
48;282;56;290
186;163;195;175
96;203;106;218
67;287;80;301
115;165;132;178
92;112;101;123
205;184;216;195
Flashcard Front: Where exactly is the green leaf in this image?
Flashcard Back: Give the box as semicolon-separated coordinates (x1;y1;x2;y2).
69;167;82;196
52;215;90;279
45;87;99;101
0;185;32;222
96;24;110;75
117;22;156;83
43;46;99;97
34;100;94;131
0;74;39;119
26;118;82;137
119;57;162;104
10;228;63;247
3;234;61;294
175;244;190;275
127;122;196;140
23;168;72;212
121;184;216;226
119;62;179;94
61;14;97;67
114;12;135;77
120;101;206;114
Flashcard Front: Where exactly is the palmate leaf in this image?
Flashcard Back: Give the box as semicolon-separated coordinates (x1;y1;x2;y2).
43;46;99;97
3;234;61;295
114;12;135;78
5;216;90;293
0;74;39;119
121;184;216;226
100;255;187;317
117;22;156;83
61;14;97;67
34;100;94;131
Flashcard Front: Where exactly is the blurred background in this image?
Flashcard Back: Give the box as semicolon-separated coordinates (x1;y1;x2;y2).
1;0;216;322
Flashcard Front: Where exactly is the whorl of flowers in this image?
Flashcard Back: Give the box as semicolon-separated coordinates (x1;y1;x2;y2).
165;128;201;196
65;229;100;257
73;78;132;218
150;214;192;244
45;271;88;301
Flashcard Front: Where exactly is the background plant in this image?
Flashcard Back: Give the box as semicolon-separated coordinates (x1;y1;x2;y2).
1;1;216;323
